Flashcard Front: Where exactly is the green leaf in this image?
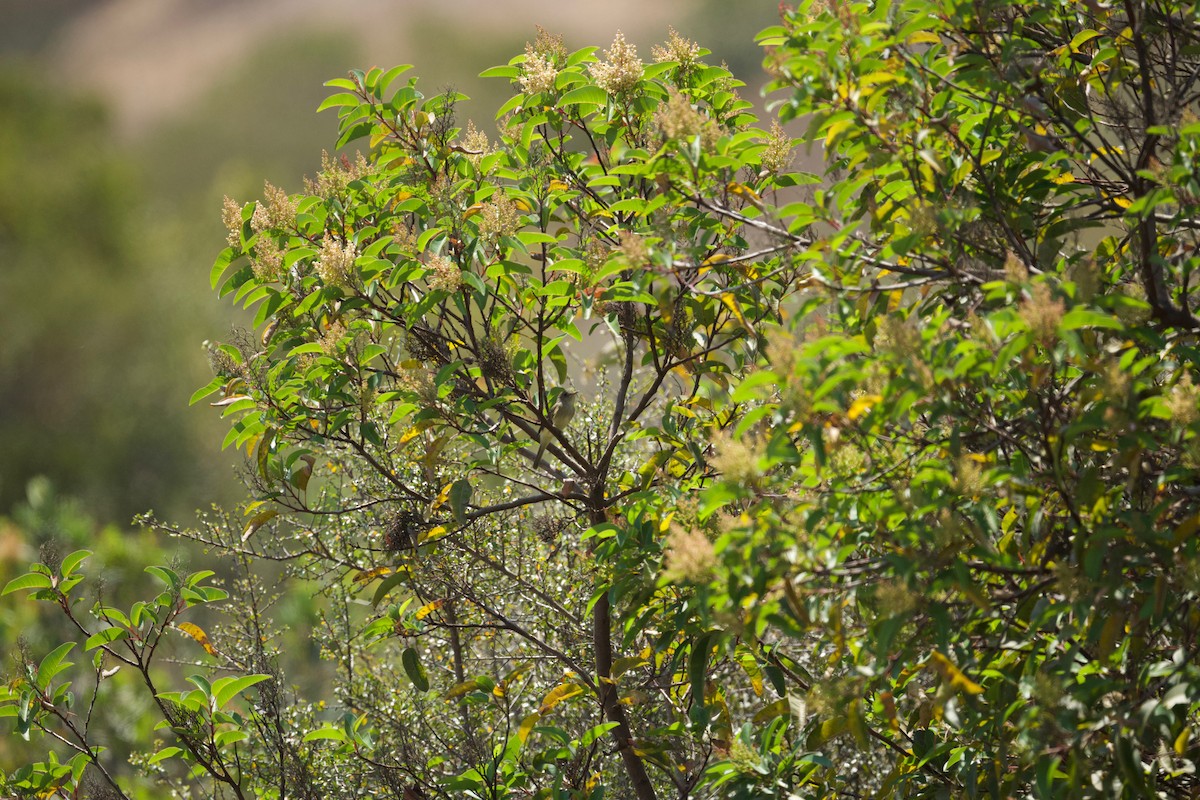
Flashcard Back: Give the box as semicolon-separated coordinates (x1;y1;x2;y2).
1059;307;1124;331
2;572;54;595
85;628;129;651
579;721;619;747
559;86;608;108
36;643;76;689
145;566;182;590
190;377;224;406
689;631;719;705
479;65;520;79
449;478;473;524
59;550;92;579
303;726;349;743
372;572;408;607
378;64;414;97
212;674;271;708
147;746;183;765
215;729;249;747
210;247;235;290
316;92;362;113
402;647;430;692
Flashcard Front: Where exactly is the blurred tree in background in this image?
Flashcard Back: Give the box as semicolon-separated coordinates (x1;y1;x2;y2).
0;67;231;522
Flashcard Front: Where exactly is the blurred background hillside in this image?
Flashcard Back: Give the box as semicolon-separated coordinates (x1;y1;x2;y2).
0;0;780;531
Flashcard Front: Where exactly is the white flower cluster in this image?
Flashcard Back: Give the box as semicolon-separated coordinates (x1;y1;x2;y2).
592;32;643;94
315;234;358;287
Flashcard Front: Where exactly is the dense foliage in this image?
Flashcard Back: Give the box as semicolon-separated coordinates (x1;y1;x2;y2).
5;0;1200;797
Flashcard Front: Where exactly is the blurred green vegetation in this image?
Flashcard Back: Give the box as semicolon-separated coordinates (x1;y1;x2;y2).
0;477;180;785
0;30;365;524
0;66;231;523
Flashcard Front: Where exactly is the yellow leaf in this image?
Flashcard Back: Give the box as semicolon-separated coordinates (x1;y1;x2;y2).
547;179;570;192
880;690;899;731
929;650;984;695
354;567;392;584
242;509;278;543
463;203;485;219
753;697;789;724
824;117;856;146
847;394;882;421
1175;726;1192;755
1174;512;1200;545
612;655;650;678
431;483;453;511
908;31;941;44
177;622;218;657
415;599;444;620
516;712;540;743
1112;196;1132;209
1097;612;1124;659
539;683;584;714
719;292;752;333
445;680;479;700
513;197;534;213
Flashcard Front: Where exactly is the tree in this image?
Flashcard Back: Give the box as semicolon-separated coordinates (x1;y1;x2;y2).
5;2;1200;797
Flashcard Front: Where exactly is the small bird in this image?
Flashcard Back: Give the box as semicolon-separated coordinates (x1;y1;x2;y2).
1021;93;1051;121
1020;125;1064;154
533;389;578;468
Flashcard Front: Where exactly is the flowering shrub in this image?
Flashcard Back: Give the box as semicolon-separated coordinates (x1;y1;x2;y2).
6;4;1200;798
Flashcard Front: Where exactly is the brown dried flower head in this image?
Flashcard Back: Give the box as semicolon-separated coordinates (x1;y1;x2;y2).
618;230;650;267
710;429;763;486
1019;281;1064;345
1168;373;1200;426
663;523;716;583
1003;251;1027;284
655;89;706;142
391;221;418;253
319;320;347;356
520;49;559;95
427;254;463;293
221;196;244;248
305;150;370;199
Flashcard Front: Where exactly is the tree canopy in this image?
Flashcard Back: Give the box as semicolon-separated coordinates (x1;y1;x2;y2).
5;1;1200;798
